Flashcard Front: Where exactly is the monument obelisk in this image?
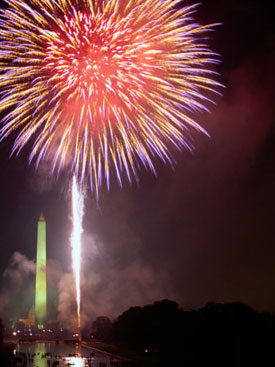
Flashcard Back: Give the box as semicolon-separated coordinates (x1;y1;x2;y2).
35;212;47;328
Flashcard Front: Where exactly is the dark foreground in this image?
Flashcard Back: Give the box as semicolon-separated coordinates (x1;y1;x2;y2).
0;343;15;366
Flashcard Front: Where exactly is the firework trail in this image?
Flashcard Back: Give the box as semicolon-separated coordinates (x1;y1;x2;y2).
0;0;221;197
70;175;84;339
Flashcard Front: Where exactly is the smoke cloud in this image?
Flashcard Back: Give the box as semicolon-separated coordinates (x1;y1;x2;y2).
0;230;174;330
56;231;174;329
0;252;35;318
28;161;58;193
0;292;9;314
3;251;36;289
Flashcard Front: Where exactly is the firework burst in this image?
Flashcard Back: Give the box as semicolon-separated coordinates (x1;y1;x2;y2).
0;0;221;196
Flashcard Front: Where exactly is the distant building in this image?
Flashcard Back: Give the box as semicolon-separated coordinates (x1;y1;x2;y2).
18;307;35;328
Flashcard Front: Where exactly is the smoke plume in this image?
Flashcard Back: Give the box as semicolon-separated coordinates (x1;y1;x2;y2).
0;252;35;318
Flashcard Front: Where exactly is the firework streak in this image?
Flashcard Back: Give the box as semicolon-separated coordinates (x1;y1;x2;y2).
70;175;84;335
0;0;221;196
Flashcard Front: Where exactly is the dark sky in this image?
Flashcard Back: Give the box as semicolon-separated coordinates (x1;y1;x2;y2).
0;0;274;322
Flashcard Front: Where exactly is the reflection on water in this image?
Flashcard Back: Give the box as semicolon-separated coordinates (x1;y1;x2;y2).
62;344;85;367
15;342;99;366
15;342;128;367
63;356;86;367
33;343;46;367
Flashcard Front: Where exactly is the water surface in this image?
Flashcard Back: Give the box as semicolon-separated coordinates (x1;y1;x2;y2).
15;342;122;367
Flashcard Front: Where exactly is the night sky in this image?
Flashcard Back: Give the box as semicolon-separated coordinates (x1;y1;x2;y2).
0;0;274;323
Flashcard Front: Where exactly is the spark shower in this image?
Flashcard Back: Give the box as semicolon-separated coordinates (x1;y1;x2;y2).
0;0;221;196
70;176;84;338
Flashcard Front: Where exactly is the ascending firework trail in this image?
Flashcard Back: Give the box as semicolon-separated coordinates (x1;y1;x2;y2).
70;175;84;341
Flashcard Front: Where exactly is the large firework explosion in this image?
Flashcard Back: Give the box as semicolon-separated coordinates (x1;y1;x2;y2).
0;0;221;196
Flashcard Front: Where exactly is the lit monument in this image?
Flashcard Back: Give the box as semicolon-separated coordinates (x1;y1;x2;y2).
35;212;47;328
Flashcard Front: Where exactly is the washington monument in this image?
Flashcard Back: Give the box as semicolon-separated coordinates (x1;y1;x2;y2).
35;213;47;328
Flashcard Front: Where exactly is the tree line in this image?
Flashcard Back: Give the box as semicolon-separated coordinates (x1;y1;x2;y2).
91;299;275;366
